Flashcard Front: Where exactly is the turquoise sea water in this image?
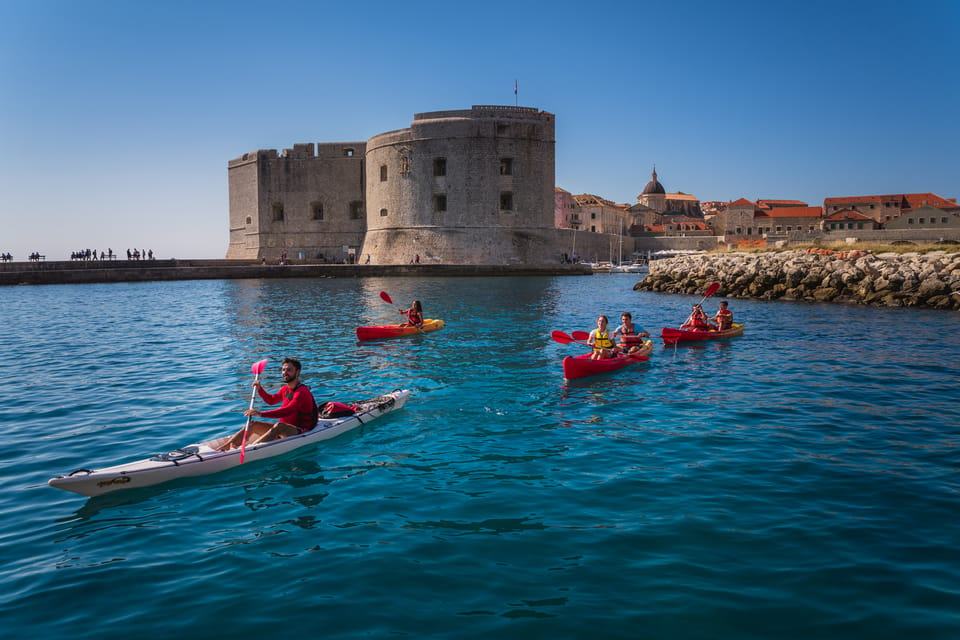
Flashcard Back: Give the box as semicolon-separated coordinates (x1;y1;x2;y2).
2;274;960;639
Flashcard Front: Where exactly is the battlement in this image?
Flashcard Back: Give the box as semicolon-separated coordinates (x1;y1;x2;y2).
414;105;545;121
228;143;367;168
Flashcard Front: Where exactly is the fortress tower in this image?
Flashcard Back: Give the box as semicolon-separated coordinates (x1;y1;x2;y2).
362;106;557;264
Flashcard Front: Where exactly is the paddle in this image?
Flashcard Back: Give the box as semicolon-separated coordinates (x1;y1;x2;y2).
239;359;268;464
551;330;591;348
698;281;721;306
380;291;425;333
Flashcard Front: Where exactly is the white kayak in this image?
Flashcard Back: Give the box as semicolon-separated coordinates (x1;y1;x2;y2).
49;389;410;498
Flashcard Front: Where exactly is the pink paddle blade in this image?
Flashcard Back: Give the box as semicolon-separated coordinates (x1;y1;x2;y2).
550;330;575;344
251;359;268;375
571;330;590;341
379;291;393;304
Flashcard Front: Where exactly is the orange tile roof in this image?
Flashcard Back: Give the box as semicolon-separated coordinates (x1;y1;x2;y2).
757;199;808;208
902;193;958;208
728;198;756;207
755;206;823;218
823;209;875;221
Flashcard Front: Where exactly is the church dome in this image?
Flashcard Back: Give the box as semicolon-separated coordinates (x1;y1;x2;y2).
641;168;665;195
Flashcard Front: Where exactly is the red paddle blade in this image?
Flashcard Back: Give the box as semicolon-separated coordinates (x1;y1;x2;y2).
379;291;393;304
251;359;268;375
571;330;590;341
704;282;720;298
551;330;576;344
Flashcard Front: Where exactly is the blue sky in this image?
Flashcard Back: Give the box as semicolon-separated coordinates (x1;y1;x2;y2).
1;0;957;259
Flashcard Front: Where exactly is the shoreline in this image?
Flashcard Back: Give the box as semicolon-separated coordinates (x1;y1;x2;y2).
0;259;592;286
635;249;960;310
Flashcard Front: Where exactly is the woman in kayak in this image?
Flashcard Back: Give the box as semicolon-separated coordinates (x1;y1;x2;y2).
613;312;650;354
587;315;616;359
399;300;424;327
681;303;712;330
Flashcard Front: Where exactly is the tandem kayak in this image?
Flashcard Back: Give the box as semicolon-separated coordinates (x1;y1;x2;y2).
562;340;654;380
660;323;744;345
356;318;444;341
48;389;411;498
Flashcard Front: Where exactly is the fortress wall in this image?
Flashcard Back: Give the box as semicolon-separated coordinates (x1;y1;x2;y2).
363;106;555;264
227;144;367;261
362;227;571;265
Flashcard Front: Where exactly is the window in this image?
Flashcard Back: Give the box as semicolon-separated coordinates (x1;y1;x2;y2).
344;148;354;157
272;204;284;222
433;157;446;177
908;218;914;224
500;191;513;210
312;203;324;220
591;212;597;219
787;225;793;231
434;194;447;212
350;201;364;220
499;158;513;176
497;124;509;135
380;208;388;217
380;165;388;182
245;216;252;225
942;217;948;223
919;218;925;224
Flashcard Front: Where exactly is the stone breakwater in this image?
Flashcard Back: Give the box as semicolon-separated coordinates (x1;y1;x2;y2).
634;250;960;310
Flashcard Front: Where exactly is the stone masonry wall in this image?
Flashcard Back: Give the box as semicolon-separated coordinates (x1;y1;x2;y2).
635;249;960;310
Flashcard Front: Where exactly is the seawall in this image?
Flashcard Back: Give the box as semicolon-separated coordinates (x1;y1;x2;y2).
634;250;960;310
0;259;591;286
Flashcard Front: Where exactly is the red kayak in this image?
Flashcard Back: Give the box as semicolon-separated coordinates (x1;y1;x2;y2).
562;340;653;380
356;318;445;341
660;323;744;345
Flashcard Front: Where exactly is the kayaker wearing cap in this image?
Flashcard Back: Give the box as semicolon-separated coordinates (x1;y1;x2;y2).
681;304;711;330
217;357;318;450
588;315;616;360
713;301;733;330
613;312;650;354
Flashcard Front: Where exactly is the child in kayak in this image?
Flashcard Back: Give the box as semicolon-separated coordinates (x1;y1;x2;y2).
587;315;617;359
399;300;424;328
613;312;650;354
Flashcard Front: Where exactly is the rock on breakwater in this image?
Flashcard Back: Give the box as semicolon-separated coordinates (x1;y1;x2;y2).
634;249;960;310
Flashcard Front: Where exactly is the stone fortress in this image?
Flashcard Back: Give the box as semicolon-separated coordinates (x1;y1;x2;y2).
227;104;960;265
227;106;561;264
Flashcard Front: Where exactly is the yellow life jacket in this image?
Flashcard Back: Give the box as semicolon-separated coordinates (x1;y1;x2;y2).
593;329;614;351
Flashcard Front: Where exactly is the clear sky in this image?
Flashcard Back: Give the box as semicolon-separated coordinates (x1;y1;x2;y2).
1;0;957;260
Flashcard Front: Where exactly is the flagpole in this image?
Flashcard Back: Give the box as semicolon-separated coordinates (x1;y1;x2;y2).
514;79;518;106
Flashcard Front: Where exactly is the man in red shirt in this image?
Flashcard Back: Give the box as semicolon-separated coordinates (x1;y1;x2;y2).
218;358;318;450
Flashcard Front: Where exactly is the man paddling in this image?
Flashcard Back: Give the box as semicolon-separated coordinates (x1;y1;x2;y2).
713;301;733;330
217;358;318;450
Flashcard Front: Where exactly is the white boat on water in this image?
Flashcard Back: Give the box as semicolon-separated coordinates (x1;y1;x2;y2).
49;389;410;498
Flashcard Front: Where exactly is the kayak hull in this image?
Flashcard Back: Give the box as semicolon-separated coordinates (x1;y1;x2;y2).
356;318;444;341
48;389;411;498
661;323;744;345
562;340;653;380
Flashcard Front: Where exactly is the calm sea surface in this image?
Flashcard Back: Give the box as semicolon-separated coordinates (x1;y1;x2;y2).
2;275;960;639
